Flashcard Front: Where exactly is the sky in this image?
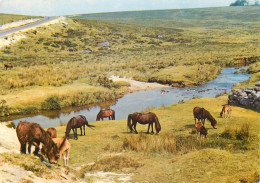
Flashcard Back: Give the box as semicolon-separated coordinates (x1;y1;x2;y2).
0;0;254;16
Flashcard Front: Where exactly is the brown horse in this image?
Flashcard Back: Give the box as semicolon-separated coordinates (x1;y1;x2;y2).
96;109;115;121
4;63;13;70
220;105;232;118
16;121;61;164
65;115;95;140
193;107;217;129
42;137;70;167
195;121;208;139
127;112;161;134
47;127;57;138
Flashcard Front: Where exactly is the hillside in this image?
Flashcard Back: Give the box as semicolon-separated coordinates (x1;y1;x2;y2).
0;6;259;115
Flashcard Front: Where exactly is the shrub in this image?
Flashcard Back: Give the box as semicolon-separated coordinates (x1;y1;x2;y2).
41;96;61;110
19;106;39;114
112;81;130;88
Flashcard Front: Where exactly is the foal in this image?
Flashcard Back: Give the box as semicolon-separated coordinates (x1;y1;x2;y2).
195;121;208;139
220;105;232;118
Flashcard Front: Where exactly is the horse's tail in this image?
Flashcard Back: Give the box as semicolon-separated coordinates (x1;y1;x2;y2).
112;110;115;120
127;114;132;132
83;116;95;129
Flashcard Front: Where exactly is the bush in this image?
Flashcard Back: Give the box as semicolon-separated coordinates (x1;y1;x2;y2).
41;96;61;110
112;81;130;88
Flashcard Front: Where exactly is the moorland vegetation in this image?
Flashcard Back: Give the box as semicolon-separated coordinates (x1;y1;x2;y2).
0;6;259;116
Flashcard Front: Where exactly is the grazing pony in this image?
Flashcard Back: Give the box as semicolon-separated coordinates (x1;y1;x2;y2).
96;109;115;121
42;137;70;167
47;127;57;138
193;106;217;129
16;121;60;164
4;63;13;70
195;121;208;139
220;105;232;118
65;115;95;140
127;112;161;134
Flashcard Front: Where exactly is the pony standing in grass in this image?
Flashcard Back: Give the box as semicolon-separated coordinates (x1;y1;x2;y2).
127;112;161;134
193;106;217;129
65;115;95;140
220;104;232;118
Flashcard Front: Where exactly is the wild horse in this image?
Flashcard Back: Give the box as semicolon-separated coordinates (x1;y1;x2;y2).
127;112;161;134
96;109;115;121
193;106;217;129
16;121;62;164
65;115;95;140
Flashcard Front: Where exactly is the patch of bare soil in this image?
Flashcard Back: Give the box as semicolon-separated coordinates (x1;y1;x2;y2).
110;75;169;93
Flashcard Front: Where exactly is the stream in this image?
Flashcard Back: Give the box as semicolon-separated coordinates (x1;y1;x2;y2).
2;67;250;128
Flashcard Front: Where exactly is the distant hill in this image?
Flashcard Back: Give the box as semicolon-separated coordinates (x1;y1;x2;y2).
67;6;260;28
0;13;41;25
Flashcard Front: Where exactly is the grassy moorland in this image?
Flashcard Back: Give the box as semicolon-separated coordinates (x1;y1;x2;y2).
0;6;259;116
1;96;259;182
0;13;40;25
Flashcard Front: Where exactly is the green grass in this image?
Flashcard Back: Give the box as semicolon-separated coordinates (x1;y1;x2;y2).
0;6;259;114
50;96;260;182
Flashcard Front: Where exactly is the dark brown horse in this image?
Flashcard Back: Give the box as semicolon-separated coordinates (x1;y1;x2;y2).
16;121;62;164
4;63;13;70
96;109;115;121
47;127;57;138
65;115;95;140
193;107;217;129
127;112;161;134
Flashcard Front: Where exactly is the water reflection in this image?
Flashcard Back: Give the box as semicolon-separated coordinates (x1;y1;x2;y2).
2;67;250;128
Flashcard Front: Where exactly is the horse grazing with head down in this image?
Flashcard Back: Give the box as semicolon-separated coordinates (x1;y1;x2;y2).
193;106;217;129
42;137;71;167
220;104;232;118
4;63;13;70
127;112;161;134
96;109;115;121
65;115;95;140
16;121;62;164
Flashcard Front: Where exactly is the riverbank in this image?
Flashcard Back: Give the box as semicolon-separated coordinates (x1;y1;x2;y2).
1;96;259;182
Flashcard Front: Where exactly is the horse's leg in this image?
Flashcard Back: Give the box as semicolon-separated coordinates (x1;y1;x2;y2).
74;128;78;140
147;123;150;134
133;121;138;134
83;125;85;136
80;127;83;136
21;143;26;154
151;122;154;134
28;143;32;154
32;141;40;155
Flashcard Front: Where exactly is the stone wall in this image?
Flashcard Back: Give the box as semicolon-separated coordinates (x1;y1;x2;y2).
228;84;260;111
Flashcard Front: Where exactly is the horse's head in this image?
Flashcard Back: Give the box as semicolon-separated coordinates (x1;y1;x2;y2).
211;119;217;129
96;111;102;121
155;116;161;134
46;142;60;164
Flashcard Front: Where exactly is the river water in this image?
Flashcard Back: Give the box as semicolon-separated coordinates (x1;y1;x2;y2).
4;67;250;128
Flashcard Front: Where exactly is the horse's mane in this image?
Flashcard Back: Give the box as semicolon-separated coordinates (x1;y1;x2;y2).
65;117;74;138
35;124;56;150
204;109;217;126
153;114;161;133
